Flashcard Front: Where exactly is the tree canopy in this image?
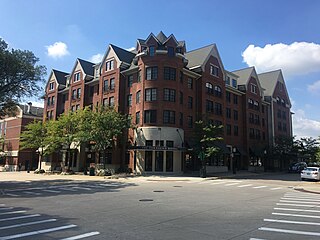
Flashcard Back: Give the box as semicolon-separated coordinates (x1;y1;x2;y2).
0;38;46;116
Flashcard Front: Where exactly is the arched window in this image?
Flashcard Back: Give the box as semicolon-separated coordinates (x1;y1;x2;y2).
206;82;213;94
254;101;260;111
276;96;280;104
281;99;285;106
214;86;222;97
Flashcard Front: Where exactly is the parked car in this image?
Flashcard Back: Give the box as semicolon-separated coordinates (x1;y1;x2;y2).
301;167;320;181
288;162;307;173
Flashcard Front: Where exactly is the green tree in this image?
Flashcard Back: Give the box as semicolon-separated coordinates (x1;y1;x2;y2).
88;107;130;169
0;38;46;116
20;121;50;170
296;137;320;163
193;120;224;177
272;136;297;169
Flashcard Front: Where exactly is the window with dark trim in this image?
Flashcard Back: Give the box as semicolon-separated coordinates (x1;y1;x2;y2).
164;67;176;80
188;96;193;109
149;46;155;56
144;110;157;123
187;78;193;89
136;90;141;103
226;108;231;119
226;91;231;102
179;91;183;104
226;124;231;135
136;112;140;124
110;78;115;90
77;88;81;99
128;75;133;88
214;86;222;97
233;94;238;104
109;96;114;107
214;102;222;115
210;65;219;77
146;67;158;80
168;47;174;57
163;110;175;124
187;116;193;128
103;80;108;92
206;100;214;113
145;88;157;101
127;94;132;107
233;110;238;121
179;112;183;126
164;88;176;102
234;125;239;136
206;82;213;94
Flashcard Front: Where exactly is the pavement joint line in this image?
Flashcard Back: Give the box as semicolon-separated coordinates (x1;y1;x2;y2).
274;207;320;213
277;203;320;207
0;214;41;222
0;210;26;215
0;224;77;240
59;231;100;240
0;218;57;230
272;212;320;218
259;227;320;236
264;218;320;226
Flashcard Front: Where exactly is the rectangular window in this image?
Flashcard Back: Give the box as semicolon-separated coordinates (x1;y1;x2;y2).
164;67;176;80
251;84;257;94
110;78;115;90
232;79;237;88
149;46;155;56
89;86;94;97
136;112;140;124
167;47;174;57
188;96;193;109
144;110;157;123
51;96;55;105
127;94;132;107
49;82;54;91
179;112;183;126
76;104;80;110
180;71;183;83
249;128;255;139
145;88;157;101
47;97;51;106
163;110;175;124
187;78;193;89
106;59;114;71
226;124;231;135
146;66;158;80
254;114;260;125
282;111;286;120
283;123;287;132
155;151;164;172
179;91;183;104
249;113;254;123
164;88;176;102
74;72;80;82
72;89;77;100
166;151;173;172
77;88;81;99
210;65;219;77
155;140;164;147
214;102;222;115
206;100;214;112
234;125;239;136
145;151;152;171
166;141;174;147
128;75;133;88
226;91;231;102
146;140;153;146
255;129;261;139
137;70;141;82
233;95;238;104
109;96;114;107
225;76;230;85
226;108;231;119
262;118;265;127
103;98;108;106
233;110;238;121
187;116;193;128
136;90;141;103
277;109;281;118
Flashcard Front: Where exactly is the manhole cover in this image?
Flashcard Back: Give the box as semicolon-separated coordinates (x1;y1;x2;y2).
173;186;182;188
139;199;154;202
153;190;164;193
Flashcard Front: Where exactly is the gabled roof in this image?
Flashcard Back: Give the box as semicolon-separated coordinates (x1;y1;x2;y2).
78;58;94;76
110;44;136;65
156;31;167;44
185;44;215;69
232;67;255;85
258;70;281;97
52;69;68;85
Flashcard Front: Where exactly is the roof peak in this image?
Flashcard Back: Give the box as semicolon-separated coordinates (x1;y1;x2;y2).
186;44;215;54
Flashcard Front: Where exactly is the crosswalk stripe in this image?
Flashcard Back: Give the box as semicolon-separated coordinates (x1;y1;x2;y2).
284;196;320;200
59;188;77;192
282;197;320;202
4;193;19;197
42;189;61;193
280;200;320;204
259;227;320;236
0;224;77;240
0;218;57;230
249;238;266;240
0;204;5;206
72;187;92;191
253;186;267;189
0;214;41;222
272;212;320;218
277;203;320;208
274;207;320;213
0;207;13;211
264;218;320;226
59;231;100;240
225;183;240;186
238;184;253;188
270;187;282;190
23;191;42;196
210;182;227;185
0;210;26;215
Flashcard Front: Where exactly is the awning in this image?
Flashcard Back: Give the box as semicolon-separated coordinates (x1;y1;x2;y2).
249;147;266;157
233;146;247;156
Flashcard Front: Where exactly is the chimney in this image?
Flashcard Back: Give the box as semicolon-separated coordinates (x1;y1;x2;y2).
27;102;32;114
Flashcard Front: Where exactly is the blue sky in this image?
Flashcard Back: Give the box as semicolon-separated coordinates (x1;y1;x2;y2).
1;0;320;139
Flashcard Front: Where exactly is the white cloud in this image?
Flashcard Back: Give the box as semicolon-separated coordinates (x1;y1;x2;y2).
89;53;103;63
307;80;320;95
292;109;320;139
46;41;70;59
242;42;320;77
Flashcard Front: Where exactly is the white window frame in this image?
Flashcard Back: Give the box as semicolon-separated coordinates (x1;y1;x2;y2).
210;64;219;77
106;59;114;71
74;72;81;83
250;83;257;94
49;82;55;91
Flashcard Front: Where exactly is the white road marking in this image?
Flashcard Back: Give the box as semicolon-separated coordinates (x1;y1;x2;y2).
272;212;320;218
280;200;320;204
249;238;266;240
259;227;320;236
210;181;227;185
284;194;319;198
0;204;5;206
0;210;26;215
0;224;77;240
238;184;253;188
23;191;42;196
0;207;13;211
277;203;320;208
59;188;78;192
0;214;41;222
0;218;57;230
225;183;240;186
282;197;320;202
264;218;320;226
253;186;267;189
85;185;105;189
4;193;19;197
72;187;92;191
60;231;100;240
42;189;61;193
270;187;282;190
274;207;320;213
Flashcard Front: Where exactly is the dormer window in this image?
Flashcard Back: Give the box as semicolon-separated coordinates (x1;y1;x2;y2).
214;86;222;97
149;46;155;56
232;79;237;88
176;47;182;54
106;59;114;71
49;82;54;91
225;76;230;85
74;72;81;83
210;65;219;77
250;84;257;94
168;47;174;57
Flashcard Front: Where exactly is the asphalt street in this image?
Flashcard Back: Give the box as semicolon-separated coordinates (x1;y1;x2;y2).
0;172;319;240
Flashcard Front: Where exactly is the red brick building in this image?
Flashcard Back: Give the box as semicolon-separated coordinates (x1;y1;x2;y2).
0;103;43;171
43;32;293;174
